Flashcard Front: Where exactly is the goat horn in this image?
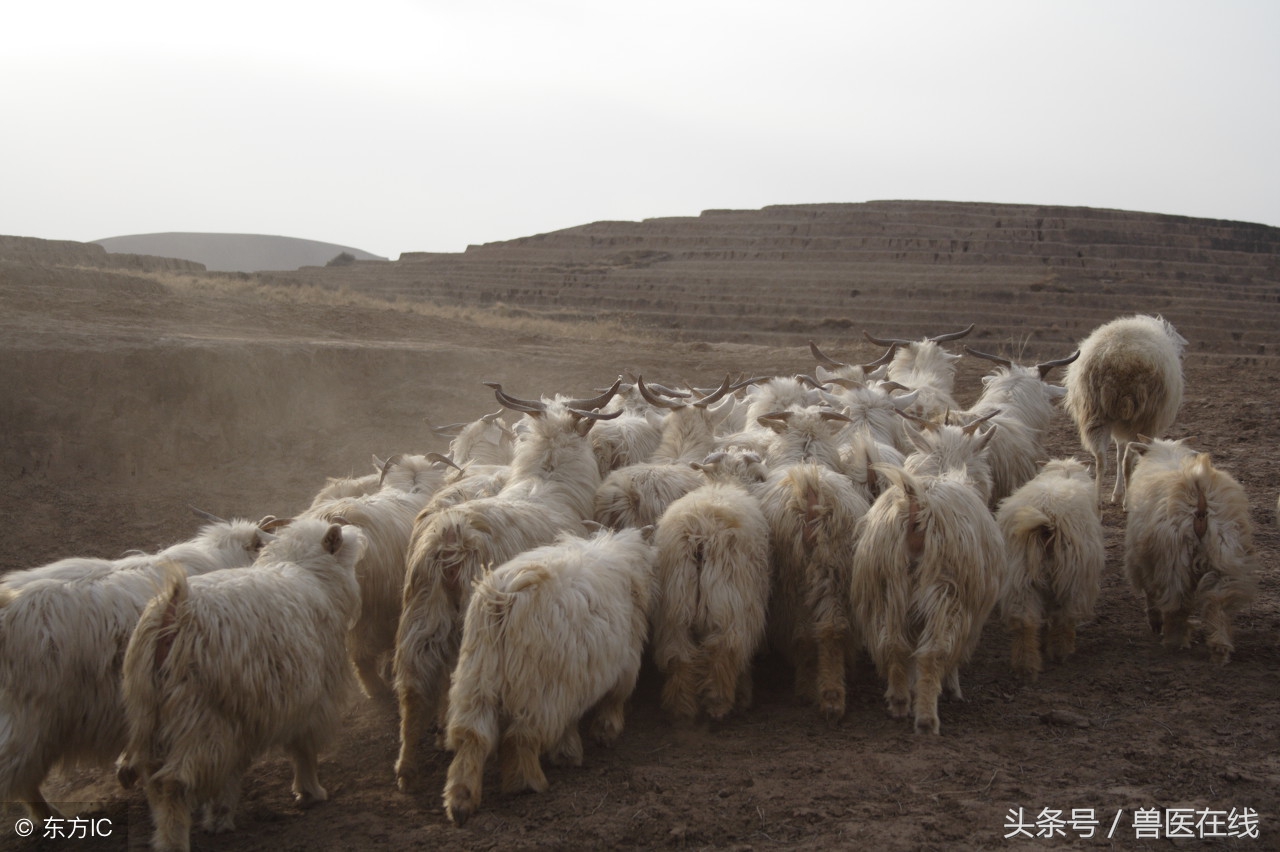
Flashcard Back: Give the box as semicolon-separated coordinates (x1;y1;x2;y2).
963;346;1013;369
566;377;622;411
728;375;768;392
808;341;848;368
863;330;911;347
483;382;546;414
861;346;897;370
189;505;228;525
425;452;465;473
637;375;686;410
1036;349;1080;379
479;409;505;423
425;419;467;435
376;453;406;488
693;375;735;407
568;407;624;421
961;408;1001;436
929;324;976;343
644;380;692;398
819;411;855;424
796;374;829;390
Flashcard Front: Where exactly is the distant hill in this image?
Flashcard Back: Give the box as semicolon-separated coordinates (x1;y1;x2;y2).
93;232;385;273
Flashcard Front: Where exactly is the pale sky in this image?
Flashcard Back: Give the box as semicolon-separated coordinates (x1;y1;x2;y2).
3;0;1277;260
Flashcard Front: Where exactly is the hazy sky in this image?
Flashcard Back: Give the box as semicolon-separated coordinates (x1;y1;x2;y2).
3;1;1277;260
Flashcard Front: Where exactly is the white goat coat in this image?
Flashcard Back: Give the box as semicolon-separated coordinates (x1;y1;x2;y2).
0;520;266;818
123;520;365;852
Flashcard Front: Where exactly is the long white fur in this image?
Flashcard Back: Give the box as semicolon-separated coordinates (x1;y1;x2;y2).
902;418;998;506
303;488;430;698
956;362;1068;507
441;527;656;826
1063;314;1186;502
652;450;771;722
0;519;268;822
393;402;605;791
997;458;1105;678
121;519;365;852
754;408;871;723
1123;437;1258;662
850;465;1006;735
883;339;963;420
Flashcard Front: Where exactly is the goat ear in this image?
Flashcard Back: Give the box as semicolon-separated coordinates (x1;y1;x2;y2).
323;524;343;555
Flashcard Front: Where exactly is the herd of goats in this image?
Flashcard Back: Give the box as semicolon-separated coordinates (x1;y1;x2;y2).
0;313;1265;849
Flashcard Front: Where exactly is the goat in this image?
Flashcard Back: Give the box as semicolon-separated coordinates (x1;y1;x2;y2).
593;376;742;530
850;465;1006;735
1122;436;1258;662
442;527;657;826
393;381;619;792
1062;314;1186;503
960;347;1079;506
303;487;431;699
900;409;1000;506
863;325;974;420
754;407;870;723
996;458;1104;678
652;449;771;722
0;516;271;823
121;520;365;852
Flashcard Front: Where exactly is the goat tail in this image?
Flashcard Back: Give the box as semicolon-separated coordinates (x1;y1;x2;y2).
119;559;188;789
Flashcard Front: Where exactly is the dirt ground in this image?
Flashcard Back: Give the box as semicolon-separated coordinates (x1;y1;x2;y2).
2;255;1278;851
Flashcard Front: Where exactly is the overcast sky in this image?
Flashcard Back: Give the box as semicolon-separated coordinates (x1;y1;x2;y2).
3;1;1277;260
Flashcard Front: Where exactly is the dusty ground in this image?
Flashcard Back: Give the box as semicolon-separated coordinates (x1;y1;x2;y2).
1;252;1278;851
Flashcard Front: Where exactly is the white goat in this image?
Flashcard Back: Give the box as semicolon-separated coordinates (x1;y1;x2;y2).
593;376;740;530
850;465;1006;735
1122;437;1258;662
958;347;1079;507
754;407;870;723
442;527;657;826
652;449;771;722
1063;314;1186;503
303;487;431;699
121;520;366;852
863;325;975;420
0;517;270;822
900;410;1000;506
393;382;619;792
997;458;1104;678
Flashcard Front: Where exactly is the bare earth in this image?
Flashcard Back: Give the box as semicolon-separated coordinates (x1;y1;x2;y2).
2;214;1278;851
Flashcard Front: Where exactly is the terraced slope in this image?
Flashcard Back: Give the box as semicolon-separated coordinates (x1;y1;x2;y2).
272;200;1280;353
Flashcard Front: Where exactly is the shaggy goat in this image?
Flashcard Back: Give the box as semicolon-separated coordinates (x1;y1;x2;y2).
1122;437;1258;662
393;382;619;792
303;487;431;699
754;407;870;723
997;458;1104;678
593;376;741;530
652;449;771;722
863;325;975;420
121;519;366;852
850;465;1006;735
959;347;1079;507
442;527;657;826
1063;314;1186;503
0;517;271;822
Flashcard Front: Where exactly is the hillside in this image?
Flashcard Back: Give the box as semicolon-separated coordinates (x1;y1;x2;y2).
93;232;386;273
268;199;1280;353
